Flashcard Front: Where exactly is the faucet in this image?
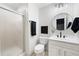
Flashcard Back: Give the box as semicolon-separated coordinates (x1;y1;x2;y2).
60;32;62;38
57;31;65;38
56;32;62;38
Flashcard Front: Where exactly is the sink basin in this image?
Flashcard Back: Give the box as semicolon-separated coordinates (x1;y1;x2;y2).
49;35;79;44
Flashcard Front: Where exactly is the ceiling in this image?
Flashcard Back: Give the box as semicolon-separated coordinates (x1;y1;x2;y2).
1;3;27;11
1;3;51;10
36;3;51;8
1;3;67;11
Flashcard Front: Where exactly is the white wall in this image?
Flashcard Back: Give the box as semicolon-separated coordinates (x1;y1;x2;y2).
39;3;79;37
26;3;39;55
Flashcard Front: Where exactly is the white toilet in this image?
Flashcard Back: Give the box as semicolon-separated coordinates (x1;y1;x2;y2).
34;37;48;56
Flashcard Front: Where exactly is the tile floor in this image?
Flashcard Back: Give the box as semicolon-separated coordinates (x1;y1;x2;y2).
32;51;48;56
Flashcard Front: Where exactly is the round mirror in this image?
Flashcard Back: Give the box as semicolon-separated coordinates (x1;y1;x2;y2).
51;13;73;31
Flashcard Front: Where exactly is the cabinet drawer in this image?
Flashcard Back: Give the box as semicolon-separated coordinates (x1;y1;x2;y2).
49;40;79;52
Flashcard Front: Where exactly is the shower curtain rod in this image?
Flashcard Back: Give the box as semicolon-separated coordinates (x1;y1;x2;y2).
0;7;24;16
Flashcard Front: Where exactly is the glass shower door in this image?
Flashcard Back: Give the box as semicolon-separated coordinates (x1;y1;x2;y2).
0;7;23;56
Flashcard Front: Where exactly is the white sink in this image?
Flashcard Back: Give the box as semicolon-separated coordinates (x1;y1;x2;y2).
49;35;79;44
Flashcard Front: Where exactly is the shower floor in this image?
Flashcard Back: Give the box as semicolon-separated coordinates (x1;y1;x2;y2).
2;46;23;56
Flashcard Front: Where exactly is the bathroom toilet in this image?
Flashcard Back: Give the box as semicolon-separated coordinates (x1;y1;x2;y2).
34;37;48;56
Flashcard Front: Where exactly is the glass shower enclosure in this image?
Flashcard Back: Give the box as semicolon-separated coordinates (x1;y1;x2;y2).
0;7;24;56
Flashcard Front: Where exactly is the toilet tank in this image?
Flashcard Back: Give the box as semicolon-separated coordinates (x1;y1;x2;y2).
39;37;48;45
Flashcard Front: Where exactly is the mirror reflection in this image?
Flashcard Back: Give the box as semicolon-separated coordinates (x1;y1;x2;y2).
51;13;73;31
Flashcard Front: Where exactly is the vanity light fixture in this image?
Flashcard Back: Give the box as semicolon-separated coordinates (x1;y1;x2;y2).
54;3;64;8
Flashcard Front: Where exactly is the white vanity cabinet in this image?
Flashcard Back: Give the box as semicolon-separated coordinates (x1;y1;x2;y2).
48;39;79;56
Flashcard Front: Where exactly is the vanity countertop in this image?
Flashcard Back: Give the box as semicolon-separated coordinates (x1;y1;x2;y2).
49;35;79;45
39;36;49;39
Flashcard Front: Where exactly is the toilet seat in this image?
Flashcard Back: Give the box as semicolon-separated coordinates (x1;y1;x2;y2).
34;44;44;54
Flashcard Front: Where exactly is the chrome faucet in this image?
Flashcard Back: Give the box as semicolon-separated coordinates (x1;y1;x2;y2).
60;32;62;38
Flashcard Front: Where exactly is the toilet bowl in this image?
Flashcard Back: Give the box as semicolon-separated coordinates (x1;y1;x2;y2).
34;44;44;56
34;37;48;56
